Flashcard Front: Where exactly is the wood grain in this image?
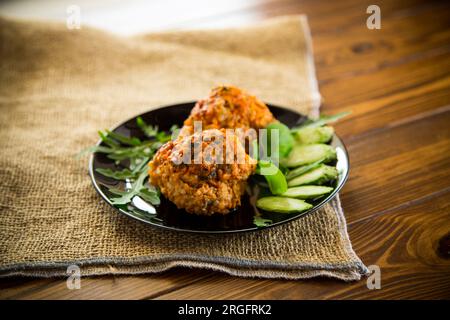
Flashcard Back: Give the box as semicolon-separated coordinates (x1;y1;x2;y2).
340;108;450;222
1;0;449;299
155;191;450;299
0;269;214;300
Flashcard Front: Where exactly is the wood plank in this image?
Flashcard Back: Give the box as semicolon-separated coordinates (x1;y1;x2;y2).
319;50;450;110
313;7;450;82
340;109;450;222
0;278;55;300
2;269;213;300
331;78;450;139
174;0;435;33
154;191;450;299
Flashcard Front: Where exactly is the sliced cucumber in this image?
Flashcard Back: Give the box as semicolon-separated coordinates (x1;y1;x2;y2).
287;164;338;187
256;196;313;213
285;160;323;180
281;185;333;199
282;144;336;168
293;126;334;145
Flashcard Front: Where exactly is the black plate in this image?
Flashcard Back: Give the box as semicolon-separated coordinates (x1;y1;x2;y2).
89;102;349;234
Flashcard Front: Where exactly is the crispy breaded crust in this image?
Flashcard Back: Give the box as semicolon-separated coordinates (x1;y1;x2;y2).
180;85;275;137
149;129;256;215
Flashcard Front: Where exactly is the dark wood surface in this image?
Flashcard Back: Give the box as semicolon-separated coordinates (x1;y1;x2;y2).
1;0;449;299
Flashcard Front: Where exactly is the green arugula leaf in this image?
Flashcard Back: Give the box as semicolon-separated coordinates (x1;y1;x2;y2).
253;216;272;227
136;116;159;138
105;130;142;146
98;130;121;148
108;167;160;206
76;145;115;158
129;156;150;173
137;116;175;142
105;143;155;161
137;189;160;205
291;111;351;131
156;131;171;143
95;168;137;180
110;169;148;205
79;116;178;208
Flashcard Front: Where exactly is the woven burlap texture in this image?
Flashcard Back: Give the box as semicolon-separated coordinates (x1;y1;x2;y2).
0;15;367;280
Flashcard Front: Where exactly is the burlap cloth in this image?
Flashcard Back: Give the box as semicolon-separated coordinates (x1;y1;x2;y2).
0;15;368;281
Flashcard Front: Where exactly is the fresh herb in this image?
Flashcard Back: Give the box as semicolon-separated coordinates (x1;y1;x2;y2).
82;117;173;207
255;160;288;195
291;111;351;131
136;116;177;143
137;116;159;138
95;168;137;180
104;130;142;146
266;122;295;158
253;216;272;227
107;170;160;206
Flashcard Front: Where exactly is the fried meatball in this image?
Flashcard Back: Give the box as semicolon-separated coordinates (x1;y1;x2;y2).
179;85;275;137
149;129;256;215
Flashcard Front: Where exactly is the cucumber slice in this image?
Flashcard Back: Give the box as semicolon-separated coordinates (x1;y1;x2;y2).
282;144;336;168
281;186;333;199
285;160;323;180
287;164;338;187
256;197;313;213
293;126;334;145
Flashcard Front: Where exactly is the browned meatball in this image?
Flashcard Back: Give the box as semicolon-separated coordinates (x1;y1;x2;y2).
149;129;256;215
179;85;275;137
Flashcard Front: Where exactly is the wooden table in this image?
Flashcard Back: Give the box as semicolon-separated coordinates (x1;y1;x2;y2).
1;0;449;300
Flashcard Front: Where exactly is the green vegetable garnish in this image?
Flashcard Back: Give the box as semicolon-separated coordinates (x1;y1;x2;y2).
95;156;150;180
293;126;334;145
95;168;137;180
256;196;312;213
136;116;159;138
104;129;142;146
266;122;295;158
287;164;338;187
291;111;351;131
281;185;333;199
253;216;273;227
255;160;288;195
285;159;324;180
81;117;176;208
108;170;160;205
282;144;336;168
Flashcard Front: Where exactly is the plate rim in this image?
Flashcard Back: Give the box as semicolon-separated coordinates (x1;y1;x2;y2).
88;102;350;234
